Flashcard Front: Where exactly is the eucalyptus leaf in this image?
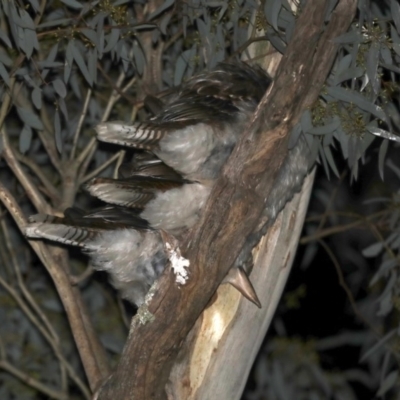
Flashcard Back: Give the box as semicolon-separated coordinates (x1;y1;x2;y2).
37;18;72;29
0;62;10;86
103;25;120;53
16;107;43;130
366;42;380;95
71;41;93;86
52;79;67;98
81;28;98;47
334;30;363;44
391;24;400;56
133;43;145;75
378;139;389;180
19;125;33;154
391;0;400;34
148;0;175;20
366;125;400;143
88;48;97;83
334;67;364;85
377;370;399;397
31;87;42;109
64;40;74;83
27;0;41;12
265;0;282;32
360;329;396;362
327;86;387;122
0;29;12;48
362;241;383;257
54;110;62;153
60;0;83;9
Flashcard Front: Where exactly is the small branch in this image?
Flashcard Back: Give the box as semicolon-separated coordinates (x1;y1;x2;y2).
101;70;136;122
0;358;68;400
69;266;94;285
0;274;91;400
80;151;123;184
39;107;63;173
70;88;92;160
14;152;61;204
1;125;53;215
318;239;380;336
97;63;137;107
301;210;388;244
0;183;108;392
77;70;133;180
1;216;59;343
316;170;348;232
113;150;126;179
0;217;91;398
77;139;97;181
367;222;400;264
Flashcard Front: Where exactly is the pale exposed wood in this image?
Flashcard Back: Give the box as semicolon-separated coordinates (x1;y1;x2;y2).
167;171;315;399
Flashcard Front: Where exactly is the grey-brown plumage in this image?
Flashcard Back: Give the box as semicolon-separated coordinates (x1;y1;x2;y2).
25;61;309;308
25;206;166;306
95;62;272;182
92;62;271;236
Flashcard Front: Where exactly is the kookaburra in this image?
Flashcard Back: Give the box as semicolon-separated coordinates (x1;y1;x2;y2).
25;61;310;308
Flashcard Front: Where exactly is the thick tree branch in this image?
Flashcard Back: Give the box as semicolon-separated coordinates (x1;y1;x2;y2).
0;184;109;392
97;1;358;398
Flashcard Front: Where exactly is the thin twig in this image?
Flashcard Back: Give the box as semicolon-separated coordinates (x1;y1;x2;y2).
80;150;124;184
39;107;63;174
0;358;68;400
301;210;388;244
317;170;348;232
1;106;53;215
367;222;400;264
102;71;133;121
97;63;137;106
15;152;61;204
0;274;91;399
70;88;92;160
76;71;132;179
69;266;94;285
113;150;126;179
77;139;97;181
1;218;59;342
318;239;380;336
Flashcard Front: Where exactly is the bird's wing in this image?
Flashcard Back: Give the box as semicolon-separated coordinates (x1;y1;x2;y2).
95;98;230;150
95;62;271;150
118;151;185;180
85;175;186;209
25;206;151;248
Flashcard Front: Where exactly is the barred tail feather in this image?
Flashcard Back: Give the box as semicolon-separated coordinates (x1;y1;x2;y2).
85;179;154;209
85;177;184;209
24;223;98;249
95;121;162;149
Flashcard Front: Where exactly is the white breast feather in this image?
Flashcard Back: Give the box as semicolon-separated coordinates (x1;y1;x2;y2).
157;123;215;178
87;229;164;305
141;183;211;234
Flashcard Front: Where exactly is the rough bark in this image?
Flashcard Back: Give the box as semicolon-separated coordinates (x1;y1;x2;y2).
96;0;358;398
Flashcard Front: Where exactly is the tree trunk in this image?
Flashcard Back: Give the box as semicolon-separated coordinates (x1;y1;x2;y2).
167;171;315;399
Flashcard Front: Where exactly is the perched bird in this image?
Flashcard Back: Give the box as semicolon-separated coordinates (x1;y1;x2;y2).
25;206;166;306
25;61;310;308
91;62;272;237
95;62;272;183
